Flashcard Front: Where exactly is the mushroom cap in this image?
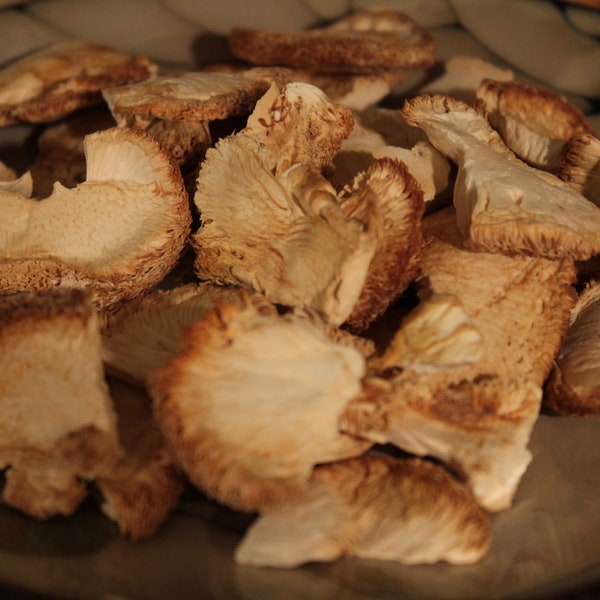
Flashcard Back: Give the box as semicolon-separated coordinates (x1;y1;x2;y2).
229;9;435;73
0;126;191;310
0;39;157;126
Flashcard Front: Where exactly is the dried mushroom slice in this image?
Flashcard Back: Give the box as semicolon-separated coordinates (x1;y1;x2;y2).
0;288;121;519
340;157;425;332
544;283;600;417
0;126;191;310
149;298;366;513
556;132;600;207
229;9;435;74
94;378;185;541
102;283;275;386
192;133;378;327
235;455;491;568
0;39;157;126
340;374;542;512
402;94;600;260
476;79;593;171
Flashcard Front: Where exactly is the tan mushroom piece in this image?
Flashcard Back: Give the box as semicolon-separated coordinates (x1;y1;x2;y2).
402;94;600;260
235;455;491;568
0;126;191;311
94;378;186;541
544;283;600;417
0;39;157;126
0;288;121;519
148;298;368;513
476;79;594;171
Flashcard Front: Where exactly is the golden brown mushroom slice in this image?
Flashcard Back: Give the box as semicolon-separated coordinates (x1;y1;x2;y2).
229;9;435;74
544;283;600;417
556;132;600;207
148;298;368;513
0;39;157;127
0;288;121;519
402;94;600;260
235;455;491;568
94;378;185;541
476;79;594;171
0;126;191;311
102;282;275;386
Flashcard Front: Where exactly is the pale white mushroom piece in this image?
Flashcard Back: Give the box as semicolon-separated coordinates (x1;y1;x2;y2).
476;78;594;171
192;133;378;327
0;126;191;310
148;298;367;513
235;455;491;568
0;39;157;126
0;288;121;519
0;161;32;196
402;94;600;260
556;132;600;208
544;282;600;417
102;282;276;386
94;377;186;541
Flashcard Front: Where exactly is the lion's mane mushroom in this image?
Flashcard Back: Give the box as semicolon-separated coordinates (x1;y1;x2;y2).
0;126;191;310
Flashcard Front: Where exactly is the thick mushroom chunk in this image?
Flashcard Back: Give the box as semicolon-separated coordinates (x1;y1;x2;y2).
148;298;368;513
235;455;491;568
544;283;600;417
402;94;600;260
0;126;191;311
0;39;157;127
0;288;121;519
94;378;185;541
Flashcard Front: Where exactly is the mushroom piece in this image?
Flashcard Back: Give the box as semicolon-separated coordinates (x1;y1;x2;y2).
0;126;191;310
476;79;594;171
102;282;276;387
544;283;600;417
148;297;368;513
402;94;600;260
235;455;491;568
0;39;157;127
0;288;121;519
94;377;186;541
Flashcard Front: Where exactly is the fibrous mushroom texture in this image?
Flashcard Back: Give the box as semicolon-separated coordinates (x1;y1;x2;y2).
0;126;191;310
0;288;121;519
235;455;491;568
402;94;600;260
148;298;367;513
0;39;157;126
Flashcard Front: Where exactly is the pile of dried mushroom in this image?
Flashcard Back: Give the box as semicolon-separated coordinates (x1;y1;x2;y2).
0;8;599;569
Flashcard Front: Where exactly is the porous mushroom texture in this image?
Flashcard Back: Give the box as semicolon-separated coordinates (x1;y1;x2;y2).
234;455;491;568
229;8;435;74
244;81;354;173
0;126;191;310
0;39;157;126
475;79;594;171
94;378;186;541
544;283;600;417
148;298;367;513
0;288;121;519
556;132;600;207
402;94;600;260
192;133;378;327
102;282;276;386
339;157;425;332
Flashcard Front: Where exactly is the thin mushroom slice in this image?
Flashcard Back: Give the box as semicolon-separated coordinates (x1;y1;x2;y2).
476;78;594;171
0;288;121;519
0;126;191;311
148;298;367;513
0;39;157;127
94;378;186;541
544;283;600;417
402;94;600;260
556;132;600;207
234;455;491;568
